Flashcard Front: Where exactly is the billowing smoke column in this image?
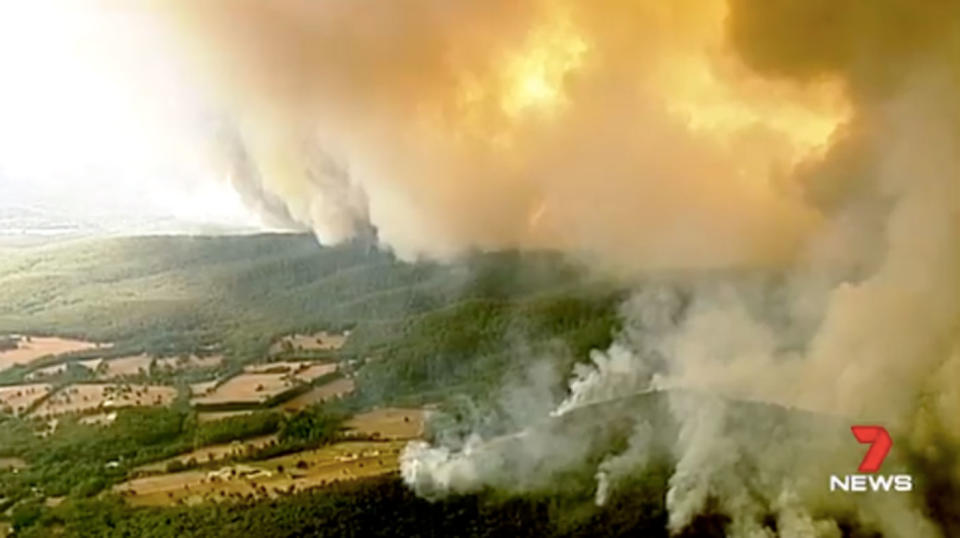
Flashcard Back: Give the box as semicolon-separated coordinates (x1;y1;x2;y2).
161;0;853;268
159;0;959;535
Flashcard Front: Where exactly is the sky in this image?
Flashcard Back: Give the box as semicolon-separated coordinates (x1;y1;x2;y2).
0;2;267;236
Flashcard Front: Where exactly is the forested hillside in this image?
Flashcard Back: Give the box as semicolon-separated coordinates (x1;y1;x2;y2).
0;234;640;536
0;233;617;361
0;235;814;537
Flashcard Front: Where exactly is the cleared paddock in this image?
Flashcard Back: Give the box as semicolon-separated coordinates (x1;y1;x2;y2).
29;384;177;419
0;336;107;372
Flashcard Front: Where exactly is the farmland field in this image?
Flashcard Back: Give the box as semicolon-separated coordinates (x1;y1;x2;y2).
27;354;224;381
29;383;178;419
119;408;428;507
0;383;53;415
115;440;406;507
276;378;356;412
344;407;425;440
0;336;107;372
95;354;223;378
269;331;349;355
135;435;280;473
197;377;357;419
92;354;153;377
290;363;337;382
156;355;223;371
189;380;218;397
190;373;298;407
242;361;336;382
0;457;26;470
192;361;335;408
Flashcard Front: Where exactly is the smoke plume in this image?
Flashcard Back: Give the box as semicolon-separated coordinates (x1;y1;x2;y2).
158;0;856;268
157;0;959;535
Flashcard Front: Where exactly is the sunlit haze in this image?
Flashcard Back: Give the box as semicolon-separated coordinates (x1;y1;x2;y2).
0;3;269;239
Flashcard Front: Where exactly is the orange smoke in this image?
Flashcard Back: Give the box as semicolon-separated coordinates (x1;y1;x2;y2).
156;0;852;270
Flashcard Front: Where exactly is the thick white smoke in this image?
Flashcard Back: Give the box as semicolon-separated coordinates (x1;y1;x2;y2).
399;74;959;534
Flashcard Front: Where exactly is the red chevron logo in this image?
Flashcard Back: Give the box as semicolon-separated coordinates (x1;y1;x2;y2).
851;425;892;473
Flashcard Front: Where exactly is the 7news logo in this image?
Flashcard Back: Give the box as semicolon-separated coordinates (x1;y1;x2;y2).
829;425;913;492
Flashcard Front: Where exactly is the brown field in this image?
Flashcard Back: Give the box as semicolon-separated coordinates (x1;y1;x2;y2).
115;440;404;506
276;378;356;412
190;380;219;397
197;376;356;418
155;355;224;372
344;407;425;440
269;331;349;355
292;363;337;382
190;373;298;406
136;435;280;473
30;384;178;419
94;354;153;377
0;383;53;415
190;362;335;409
243;361;336;382
28;354;224;381
97;354;221;378
0;336;108;372
0;457;27;470
192;375;356;423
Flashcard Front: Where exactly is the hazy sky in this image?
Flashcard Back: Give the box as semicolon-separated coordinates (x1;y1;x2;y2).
0;2;264;232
